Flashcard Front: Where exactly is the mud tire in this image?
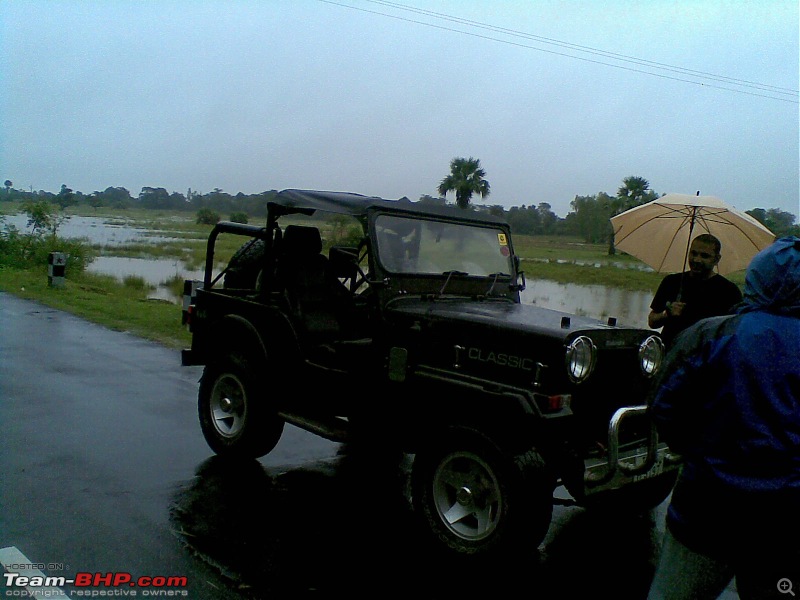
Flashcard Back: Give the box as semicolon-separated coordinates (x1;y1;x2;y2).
198;353;284;458
411;427;554;557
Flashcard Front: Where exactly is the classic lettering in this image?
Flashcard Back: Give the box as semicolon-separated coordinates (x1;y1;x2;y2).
467;347;533;371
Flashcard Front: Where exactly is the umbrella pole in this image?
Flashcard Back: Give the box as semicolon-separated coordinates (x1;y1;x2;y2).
677;206;698;302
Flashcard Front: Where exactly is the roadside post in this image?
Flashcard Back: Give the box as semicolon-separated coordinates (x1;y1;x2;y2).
182;279;203;325
48;252;67;287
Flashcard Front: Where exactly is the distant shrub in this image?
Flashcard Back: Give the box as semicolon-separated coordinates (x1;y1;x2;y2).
196;208;220;225
342;225;364;246
0;215;94;271
0;219;22;267
328;214;365;246
160;273;187;300
122;275;152;291
230;211;248;224
29;237;94;272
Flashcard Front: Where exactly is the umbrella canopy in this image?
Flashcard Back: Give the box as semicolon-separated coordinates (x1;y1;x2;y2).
611;193;775;275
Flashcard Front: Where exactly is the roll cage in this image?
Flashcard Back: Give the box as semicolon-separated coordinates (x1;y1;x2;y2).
254;190;524;304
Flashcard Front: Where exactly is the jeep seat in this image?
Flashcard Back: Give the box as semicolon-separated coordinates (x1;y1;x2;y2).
277;225;342;339
328;245;359;291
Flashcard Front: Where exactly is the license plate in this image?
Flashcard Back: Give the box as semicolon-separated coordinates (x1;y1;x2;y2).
632;454;665;482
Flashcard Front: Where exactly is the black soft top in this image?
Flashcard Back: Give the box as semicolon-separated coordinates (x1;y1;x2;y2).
268;189;507;225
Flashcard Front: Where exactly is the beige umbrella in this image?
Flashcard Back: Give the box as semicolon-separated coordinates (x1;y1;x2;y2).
611;192;775;276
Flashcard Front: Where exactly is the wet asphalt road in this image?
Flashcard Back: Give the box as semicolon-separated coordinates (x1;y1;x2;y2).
0;292;739;599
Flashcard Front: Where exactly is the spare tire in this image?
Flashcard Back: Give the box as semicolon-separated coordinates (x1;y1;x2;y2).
224;239;266;289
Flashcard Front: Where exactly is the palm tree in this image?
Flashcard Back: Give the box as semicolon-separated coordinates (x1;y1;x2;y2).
437;157;490;209
608;176;656;255
617;176;653;210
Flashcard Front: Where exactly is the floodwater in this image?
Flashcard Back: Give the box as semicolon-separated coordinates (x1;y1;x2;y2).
88;256;207;302
3;213;202;301
3;212;656;327
521;280;654;329
2;212;188;245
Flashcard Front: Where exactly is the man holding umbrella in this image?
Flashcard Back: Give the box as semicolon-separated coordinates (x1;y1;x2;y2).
648;233;742;349
611;192;775;350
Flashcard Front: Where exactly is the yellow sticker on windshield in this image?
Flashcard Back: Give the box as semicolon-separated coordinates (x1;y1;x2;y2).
497;233;508;246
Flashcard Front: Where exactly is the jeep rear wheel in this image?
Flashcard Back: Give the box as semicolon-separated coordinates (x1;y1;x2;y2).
198;356;284;458
411;428;553;557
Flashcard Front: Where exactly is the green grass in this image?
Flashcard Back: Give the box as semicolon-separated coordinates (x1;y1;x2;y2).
161;273;188;299
122;274;153;291
0;267;191;349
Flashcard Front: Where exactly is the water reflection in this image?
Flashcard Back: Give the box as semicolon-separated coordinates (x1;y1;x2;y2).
86;256;206;302
170;452;665;597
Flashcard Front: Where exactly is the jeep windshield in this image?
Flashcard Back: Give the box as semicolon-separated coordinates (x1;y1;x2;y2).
374;214;514;277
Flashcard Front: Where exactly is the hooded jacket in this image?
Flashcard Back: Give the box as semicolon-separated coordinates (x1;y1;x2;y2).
648;236;800;556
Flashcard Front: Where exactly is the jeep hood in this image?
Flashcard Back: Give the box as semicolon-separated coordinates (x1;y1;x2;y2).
383;297;660;397
385;298;654;346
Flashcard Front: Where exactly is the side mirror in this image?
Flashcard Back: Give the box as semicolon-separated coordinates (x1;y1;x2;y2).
513;256;526;291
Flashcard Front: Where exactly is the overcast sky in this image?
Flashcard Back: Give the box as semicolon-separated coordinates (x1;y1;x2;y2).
1;0;798;219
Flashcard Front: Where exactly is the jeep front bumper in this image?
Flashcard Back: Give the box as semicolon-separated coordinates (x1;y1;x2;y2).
582;405;682;496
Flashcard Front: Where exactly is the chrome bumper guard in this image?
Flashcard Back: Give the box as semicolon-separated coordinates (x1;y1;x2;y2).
583;406;682;493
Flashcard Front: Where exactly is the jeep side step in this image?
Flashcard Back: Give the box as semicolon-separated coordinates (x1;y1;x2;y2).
278;410;351;443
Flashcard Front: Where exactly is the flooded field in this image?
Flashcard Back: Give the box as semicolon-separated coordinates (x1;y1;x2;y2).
3;212;208;302
2;212;656;328
521;279;652;328
2;212;190;246
87;256;207;302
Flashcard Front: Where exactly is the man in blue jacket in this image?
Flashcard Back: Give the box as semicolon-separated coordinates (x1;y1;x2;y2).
647;236;800;600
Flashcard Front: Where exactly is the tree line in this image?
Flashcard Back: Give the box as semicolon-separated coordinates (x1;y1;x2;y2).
432;160;798;241
1;182;277;219
3;169;798;244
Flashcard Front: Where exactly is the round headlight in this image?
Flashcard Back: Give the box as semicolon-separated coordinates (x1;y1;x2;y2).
639;335;665;377
565;336;596;383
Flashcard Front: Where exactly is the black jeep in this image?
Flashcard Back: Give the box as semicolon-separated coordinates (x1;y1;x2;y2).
182;189;680;557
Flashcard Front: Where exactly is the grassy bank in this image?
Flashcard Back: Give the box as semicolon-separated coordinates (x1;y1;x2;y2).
0;267;192;349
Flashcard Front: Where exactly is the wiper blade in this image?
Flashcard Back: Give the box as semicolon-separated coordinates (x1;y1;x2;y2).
485;272;510;296
438;270;468;297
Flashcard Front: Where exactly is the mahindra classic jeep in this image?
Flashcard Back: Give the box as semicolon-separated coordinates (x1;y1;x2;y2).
181;189;680;557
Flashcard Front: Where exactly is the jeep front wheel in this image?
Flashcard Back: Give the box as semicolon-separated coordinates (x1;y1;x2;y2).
198;356;284;458
411;428;554;557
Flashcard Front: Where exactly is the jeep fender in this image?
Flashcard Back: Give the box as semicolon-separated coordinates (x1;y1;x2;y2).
207;311;299;367
206;314;269;366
